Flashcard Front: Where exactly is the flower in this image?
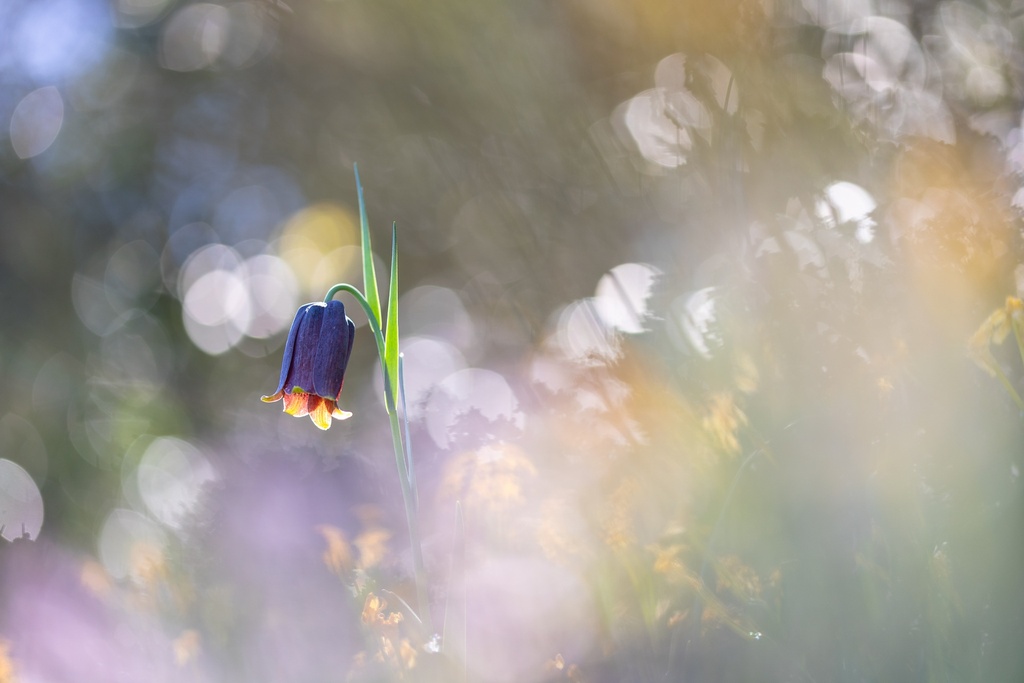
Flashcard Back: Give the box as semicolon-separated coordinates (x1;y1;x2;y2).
261;300;356;430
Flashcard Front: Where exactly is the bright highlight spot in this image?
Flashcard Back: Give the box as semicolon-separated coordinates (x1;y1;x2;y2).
594;262;661;334
400;286;476;350
244;255;300;339
136;437;216;531
12;0;109;81
278;203;359;296
557;299;619;364
155;1;276;70
426;368;524;448
391;336;467;419
178;244;298;355
98;508;168;583
10;86;64;159
817;181;877;243
619;53;726;169
621;89;696;168
822;16;955;144
671;287;720;358
0;459;44;541
160;3;230;72
183;269;250;353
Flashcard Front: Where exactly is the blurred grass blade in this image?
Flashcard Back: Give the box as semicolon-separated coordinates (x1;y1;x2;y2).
354;163;381;326
442;501;466;681
1011;301;1024;372
380;588;422;626
399;353;417;510
384;222;400;402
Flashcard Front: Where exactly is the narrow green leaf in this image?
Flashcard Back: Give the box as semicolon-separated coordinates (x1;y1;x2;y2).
384;222;400;403
354;163;381;326
398;353;417;509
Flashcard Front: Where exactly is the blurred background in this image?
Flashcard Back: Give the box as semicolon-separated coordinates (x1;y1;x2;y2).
1;0;1024;680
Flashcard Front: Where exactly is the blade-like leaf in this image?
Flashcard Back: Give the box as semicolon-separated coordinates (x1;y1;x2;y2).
354;163;381;326
399;352;417;508
442;500;466;678
384;222;400;403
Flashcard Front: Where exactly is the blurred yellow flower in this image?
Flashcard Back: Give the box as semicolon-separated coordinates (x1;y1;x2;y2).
968;296;1023;373
361;592;384;625
702;392;747;455
536;498;590;565
733;352;759;394
80;559;112;597
354;593;416;678
650;543;687;582
361;593;402;628
0;640;16;683
131;539;167;587
317;524;354;576
354;527;391;570
173;629;201;666
715;555;762;602
968;296;1024;410
438;442;537;518
602;477;639;550
398;638;417;670
876;376;894;399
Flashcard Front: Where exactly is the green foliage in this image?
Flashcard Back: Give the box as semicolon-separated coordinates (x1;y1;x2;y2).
384;224;401;406
355;164;383;330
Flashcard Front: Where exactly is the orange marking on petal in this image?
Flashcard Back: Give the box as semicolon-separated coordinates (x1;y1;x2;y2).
309;397;333;430
283;391;310;416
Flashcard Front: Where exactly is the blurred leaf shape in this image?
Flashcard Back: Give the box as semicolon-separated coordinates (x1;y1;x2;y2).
0;459;44;542
10;86;63;159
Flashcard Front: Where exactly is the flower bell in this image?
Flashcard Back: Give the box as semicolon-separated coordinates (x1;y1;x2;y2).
262;300;356;430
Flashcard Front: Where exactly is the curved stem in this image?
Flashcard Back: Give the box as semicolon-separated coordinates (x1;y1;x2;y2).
324;283;384;348
324;284;390;401
325;283;433;635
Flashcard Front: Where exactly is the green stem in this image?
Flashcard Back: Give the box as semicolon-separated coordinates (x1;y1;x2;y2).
324;283;434;635
325;284;388;390
399;354;418;510
1012;314;1024;378
992;362;1024;414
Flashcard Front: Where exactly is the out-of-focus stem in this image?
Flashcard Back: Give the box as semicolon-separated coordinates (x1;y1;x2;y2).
324;283;433;635
1011;315;1024;382
325;284;387;385
992;362;1024;414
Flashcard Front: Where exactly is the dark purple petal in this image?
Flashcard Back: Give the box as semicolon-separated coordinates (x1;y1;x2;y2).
286;303;325;394
345;317;355;367
313;300;355;401
269;304;313;396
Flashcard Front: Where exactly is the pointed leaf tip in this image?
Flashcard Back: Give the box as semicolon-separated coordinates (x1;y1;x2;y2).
355;164;381;327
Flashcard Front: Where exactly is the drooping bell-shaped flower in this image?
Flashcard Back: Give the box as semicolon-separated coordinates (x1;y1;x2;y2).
262;300;356;430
